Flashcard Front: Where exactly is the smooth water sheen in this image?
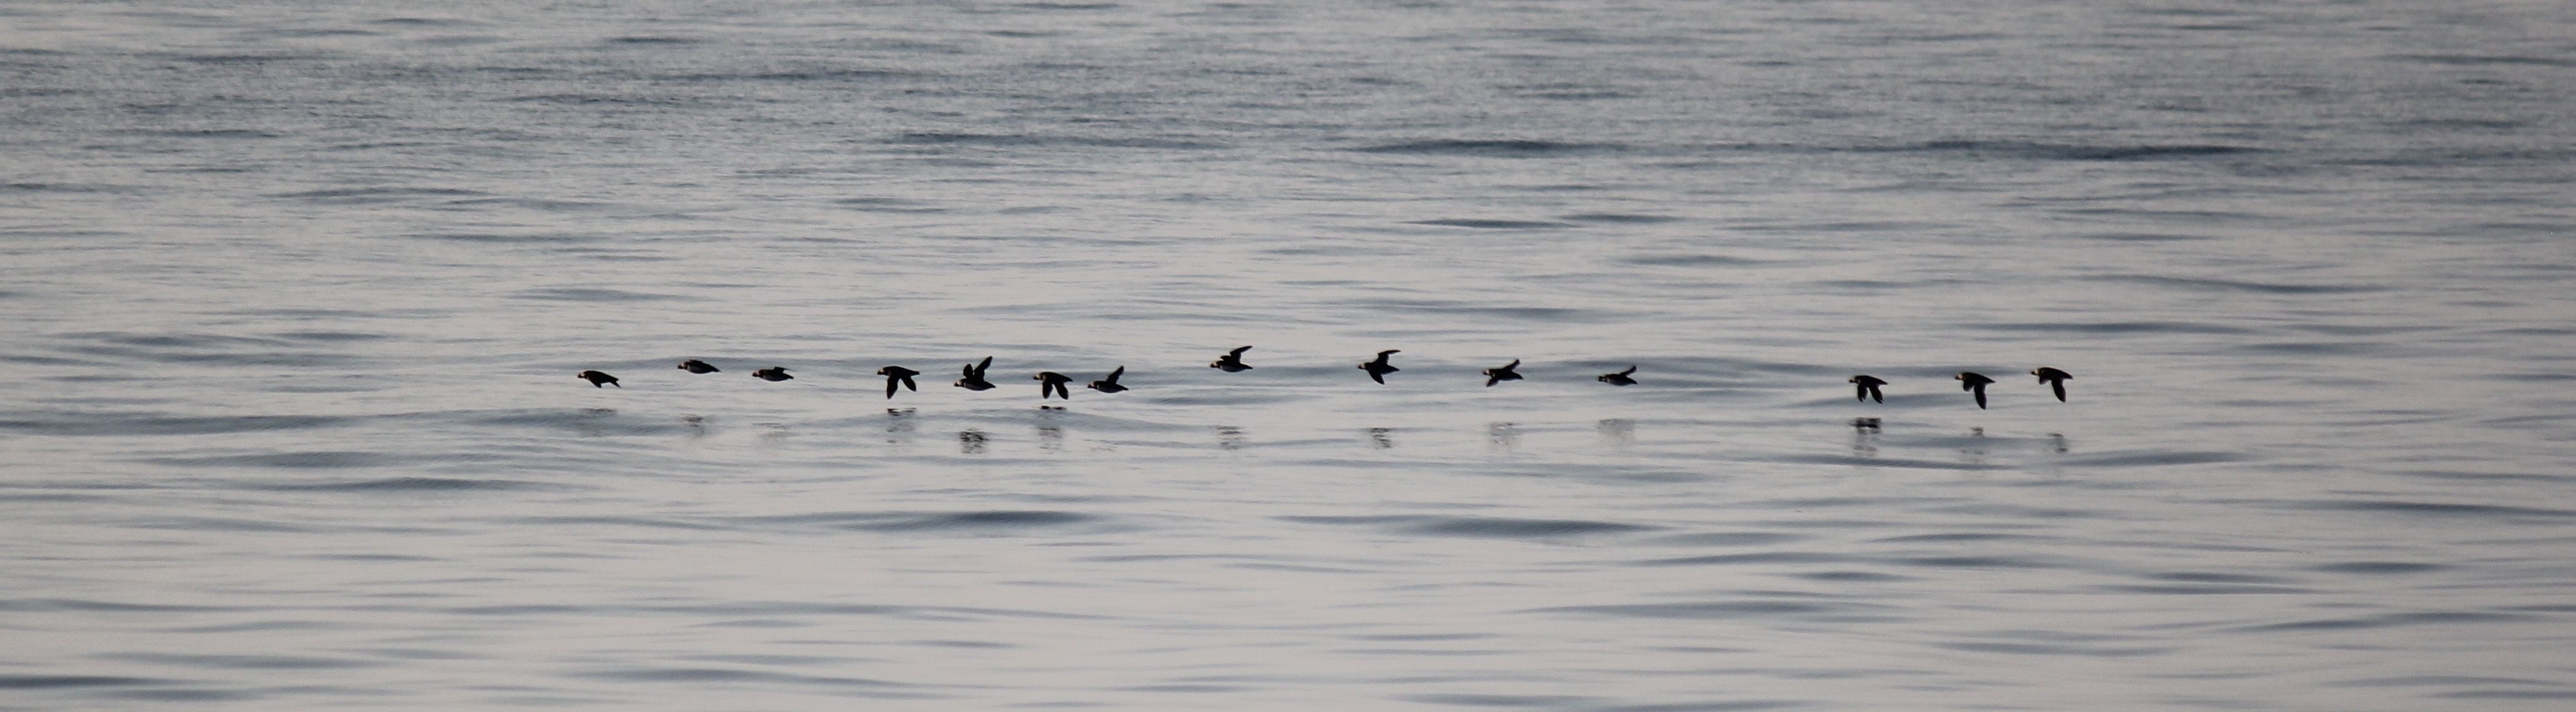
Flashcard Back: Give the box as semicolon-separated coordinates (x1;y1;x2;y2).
5;1;2575;709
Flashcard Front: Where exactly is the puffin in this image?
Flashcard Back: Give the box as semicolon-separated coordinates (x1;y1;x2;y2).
1034;371;1073;400
2031;367;2072;402
1956;372;1995;409
877;365;921;399
677;359;720;374
955;357;996;391
1088;366;1129;394
1598;365;1637;386
1210;346;1253;372
577;370;620;388
1359;350;1400;384
1849;375;1886;403
752;367;794;382
1482;359;1523;387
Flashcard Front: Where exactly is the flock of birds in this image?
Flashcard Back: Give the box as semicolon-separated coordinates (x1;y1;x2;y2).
573;348;2077;409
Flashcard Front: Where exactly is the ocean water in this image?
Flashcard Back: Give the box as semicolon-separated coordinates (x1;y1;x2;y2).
4;0;2575;709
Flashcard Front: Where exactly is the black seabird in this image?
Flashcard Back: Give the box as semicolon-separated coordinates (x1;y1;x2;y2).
1210;346;1253;372
752;367;793;382
677;359;720;374
1359;350;1400;384
1849;375;1886;403
877;365;920;399
1088;366;1129;394
1598;365;1637;386
1034;371;1073;399
577;370;620;388
1483;359;1523;387
1956;372;1995;409
955;357;996;391
2031;367;2072;402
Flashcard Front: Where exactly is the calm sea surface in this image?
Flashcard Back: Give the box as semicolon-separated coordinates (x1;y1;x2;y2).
4;1;2575;709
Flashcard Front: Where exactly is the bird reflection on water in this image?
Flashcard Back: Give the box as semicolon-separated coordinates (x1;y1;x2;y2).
1598;418;1635;446
1959;426;1989;465
1851;418;1880;458
1036;423;1064;452
703;411;2084;458
884;408;914;445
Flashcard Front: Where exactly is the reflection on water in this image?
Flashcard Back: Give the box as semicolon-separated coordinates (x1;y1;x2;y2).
575;408;617;438
1366;427;1394;449
1488;422;1520;450
958;429;987;455
1960;426;1988;465
681;414;708;438
2048;433;2070;454
1598;418;1635;446
1215;426;1245;451
1036;424;1063;452
885;408;915;445
1851;418;1880;457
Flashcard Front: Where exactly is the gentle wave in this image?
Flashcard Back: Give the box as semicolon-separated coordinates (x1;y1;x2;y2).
1351;139;1623;156
1280;515;1659;538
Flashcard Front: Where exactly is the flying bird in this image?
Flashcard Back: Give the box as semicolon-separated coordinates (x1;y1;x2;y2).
2031;367;2072;402
877;365;921;399
677;360;720;374
955;357;996;391
1956;372;1995;409
752;367;794;382
1359;350;1400;384
1598;365;1637;386
577;370;620;388
1210;346;1253;372
1034;371;1073;400
1849;375;1886;403
1483;359;1523;387
1088;366;1129;394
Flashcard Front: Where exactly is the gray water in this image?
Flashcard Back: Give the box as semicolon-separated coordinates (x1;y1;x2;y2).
5;1;2575;709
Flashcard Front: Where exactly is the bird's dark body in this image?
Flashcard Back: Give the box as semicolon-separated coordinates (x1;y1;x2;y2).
1359;350;1400;384
1088;366;1129;394
1598;365;1637;386
1034;372;1073;399
1849;375;1886;403
956;357;997;391
1956;372;1995;409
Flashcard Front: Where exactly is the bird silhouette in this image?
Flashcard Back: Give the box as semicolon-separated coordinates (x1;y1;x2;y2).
1956;372;1995;409
955;357;996;391
2031;367;2072;402
752;367;793;382
577;370;620;388
1483;359;1523;387
877;365;920;399
1360;350;1400;384
1210;346;1253;372
1088;366;1129;394
1849;375;1886;403
677;360;720;374
1034;372;1073;399
1598;365;1637;386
